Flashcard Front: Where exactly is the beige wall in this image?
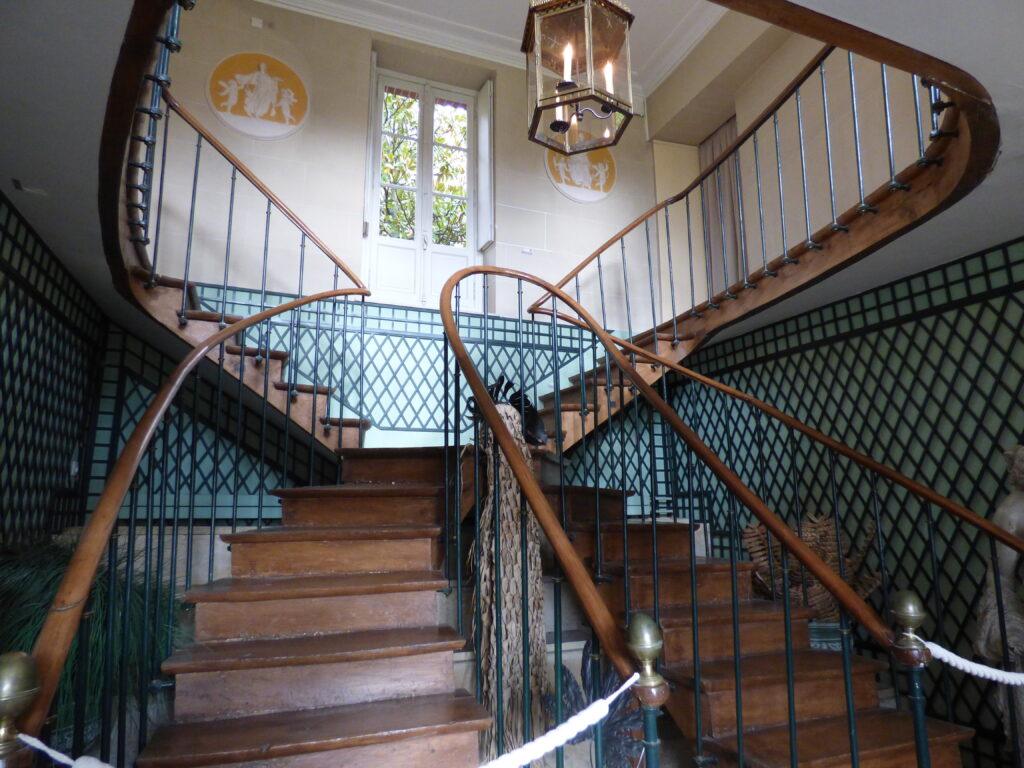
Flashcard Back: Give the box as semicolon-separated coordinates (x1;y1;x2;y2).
158;0;657;320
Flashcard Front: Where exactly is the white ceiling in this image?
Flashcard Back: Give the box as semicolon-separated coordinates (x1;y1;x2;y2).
256;0;727;96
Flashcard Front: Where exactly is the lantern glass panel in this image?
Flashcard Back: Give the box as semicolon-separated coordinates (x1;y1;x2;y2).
590;2;631;107
536;3;591;104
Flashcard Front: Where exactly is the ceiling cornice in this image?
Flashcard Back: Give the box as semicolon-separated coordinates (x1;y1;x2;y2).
254;0;526;69
639;2;727;94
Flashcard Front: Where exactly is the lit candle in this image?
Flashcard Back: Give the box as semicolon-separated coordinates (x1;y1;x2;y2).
563;43;573;82
603;61;614;94
555;105;564;123
604;127;611;139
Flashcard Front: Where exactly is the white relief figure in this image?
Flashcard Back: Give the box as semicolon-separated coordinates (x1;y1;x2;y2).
552;155;570;185
567;153;594;188
592;161;610;192
239;61;283;119
277;88;298;125
217;79;242;112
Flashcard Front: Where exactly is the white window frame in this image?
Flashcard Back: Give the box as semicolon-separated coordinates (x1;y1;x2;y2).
363;69;483;311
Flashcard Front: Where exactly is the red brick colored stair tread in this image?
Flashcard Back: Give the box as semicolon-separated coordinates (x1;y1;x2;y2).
185;571;447;603
269;484;445;499
604;557;757;575
653;600;817;626
136;690;489;768
183;309;244;324
221;524;442;543
163;626;463;675
273;381;332;396
129;265;189;289
710;708;972;767
663;649;887;691
224;345;290;360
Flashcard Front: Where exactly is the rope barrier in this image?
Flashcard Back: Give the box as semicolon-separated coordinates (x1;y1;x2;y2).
478;673;641;768
18;673;642;768
926;641;1024;685
17;734;111;768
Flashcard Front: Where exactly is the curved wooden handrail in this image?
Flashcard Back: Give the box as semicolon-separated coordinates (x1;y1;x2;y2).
444;266;923;683
527;1;999;323
161;90;366;290
22;287;370;737
547;309;1024;558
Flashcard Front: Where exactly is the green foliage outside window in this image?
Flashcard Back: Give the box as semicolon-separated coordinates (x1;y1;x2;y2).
379;89;469;248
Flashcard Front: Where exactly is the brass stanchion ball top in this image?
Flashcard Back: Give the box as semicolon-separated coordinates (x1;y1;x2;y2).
627;613;663;663
0;652;39;715
890;590;927;631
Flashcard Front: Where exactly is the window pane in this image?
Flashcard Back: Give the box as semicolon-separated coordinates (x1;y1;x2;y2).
433;196;467;247
432;145;467;196
383;87;419;138
434;98;468;148
379;186;416;240
380;134;417;187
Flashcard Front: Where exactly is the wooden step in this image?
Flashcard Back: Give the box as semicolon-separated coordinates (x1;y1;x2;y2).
129;264;189;289
187;571;447;641
705;708;972;767
167;626;462;721
224;344;289;361
318;417;370;449
664;650;886;738
337;446;462;484
571;521;693;564
137;690;489;768
274;381;332;396
223;525;441;577
653;601;816;665
183;309;245;324
541;485;629;526
271;483;446;526
600;558;756;610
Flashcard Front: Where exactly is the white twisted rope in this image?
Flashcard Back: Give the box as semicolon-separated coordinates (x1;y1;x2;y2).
17;734;111;768
478;673;641;768
17;673;643;768
926;641;1024;685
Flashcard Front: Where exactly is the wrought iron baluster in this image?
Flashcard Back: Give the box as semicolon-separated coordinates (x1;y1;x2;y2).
819;58;848;232
178;135;204;324
663;206;679;342
848;52;877;214
715;165;737;298
733;150;754;288
795;87;822;251
773;111;796;264
148;109;172;283
698;181;718;308
752;132;775;276
827;450;860;768
881;64;911;191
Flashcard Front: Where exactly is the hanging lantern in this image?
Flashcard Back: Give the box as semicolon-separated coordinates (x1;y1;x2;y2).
522;0;634;155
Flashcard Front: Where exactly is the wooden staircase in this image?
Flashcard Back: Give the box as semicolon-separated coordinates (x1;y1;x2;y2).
127;266;368;453
562;496;974;767
137;447;489;768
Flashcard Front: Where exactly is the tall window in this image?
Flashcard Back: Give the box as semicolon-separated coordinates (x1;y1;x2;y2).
366;73;478;308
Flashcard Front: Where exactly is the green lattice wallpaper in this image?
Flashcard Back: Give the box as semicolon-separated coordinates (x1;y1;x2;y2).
678;235;1024;768
0;191;106;547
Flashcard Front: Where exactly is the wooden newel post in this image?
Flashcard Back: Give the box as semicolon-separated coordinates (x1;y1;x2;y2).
628;614;670;768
